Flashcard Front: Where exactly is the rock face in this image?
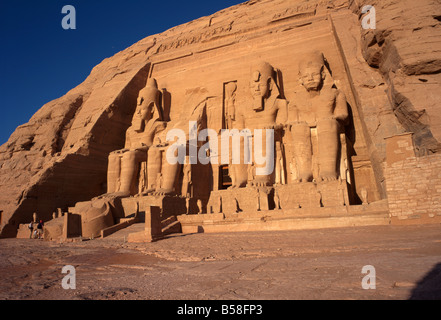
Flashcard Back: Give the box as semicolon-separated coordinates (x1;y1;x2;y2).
351;0;441;155
1;0;440;237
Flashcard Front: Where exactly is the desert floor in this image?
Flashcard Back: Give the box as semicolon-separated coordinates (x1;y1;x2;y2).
0;223;440;300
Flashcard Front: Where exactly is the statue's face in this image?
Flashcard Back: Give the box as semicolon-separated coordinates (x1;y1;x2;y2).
250;70;270;99
135;103;153;122
132;100;154;132
300;65;323;91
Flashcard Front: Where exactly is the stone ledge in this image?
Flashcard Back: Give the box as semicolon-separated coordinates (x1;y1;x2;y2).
390;214;441;226
178;202;391;234
101;217;137;238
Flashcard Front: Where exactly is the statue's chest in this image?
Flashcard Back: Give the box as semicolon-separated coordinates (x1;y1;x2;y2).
303;91;335;110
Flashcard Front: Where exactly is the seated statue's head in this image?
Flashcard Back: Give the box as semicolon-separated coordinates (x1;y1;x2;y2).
133;78;161;132
146;78;158;89
298;51;326;92
250;61;277;111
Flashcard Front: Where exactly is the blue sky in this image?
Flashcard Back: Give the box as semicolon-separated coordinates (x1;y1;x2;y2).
0;0;245;145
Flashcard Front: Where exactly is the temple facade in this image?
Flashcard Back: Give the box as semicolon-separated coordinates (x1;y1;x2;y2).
2;0;441;240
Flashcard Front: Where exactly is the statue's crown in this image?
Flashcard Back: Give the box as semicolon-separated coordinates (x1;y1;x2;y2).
251;61;275;80
299;51;325;73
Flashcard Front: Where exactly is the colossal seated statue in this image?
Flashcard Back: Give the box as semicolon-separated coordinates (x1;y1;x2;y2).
106;78;167;197
289;51;349;183
143;96;208;196
231;61;288;188
247;61;288;130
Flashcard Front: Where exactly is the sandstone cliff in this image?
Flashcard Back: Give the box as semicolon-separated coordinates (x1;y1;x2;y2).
351;0;441;155
1;0;440;237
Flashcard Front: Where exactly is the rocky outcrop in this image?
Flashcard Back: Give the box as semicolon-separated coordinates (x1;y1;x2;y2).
1;0;440;237
351;0;441;154
0;37;156;237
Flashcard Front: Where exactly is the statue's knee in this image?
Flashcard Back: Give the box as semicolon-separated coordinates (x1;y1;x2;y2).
317;118;338;133
148;148;160;158
290;122;311;138
122;151;137;162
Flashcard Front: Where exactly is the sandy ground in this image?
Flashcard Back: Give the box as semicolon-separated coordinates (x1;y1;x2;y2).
0;224;441;300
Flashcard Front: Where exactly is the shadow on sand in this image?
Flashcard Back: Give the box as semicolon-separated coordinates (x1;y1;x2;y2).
409;263;441;300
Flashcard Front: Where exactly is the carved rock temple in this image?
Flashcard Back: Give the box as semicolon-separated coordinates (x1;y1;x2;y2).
2;0;441;241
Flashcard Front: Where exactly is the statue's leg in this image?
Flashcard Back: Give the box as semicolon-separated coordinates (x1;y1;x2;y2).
160;160;181;195
147;146;181;195
237;135;251;187
274;141;285;185
146;147;162;193
229;135;248;188
119;150;146;196
253;129;274;186
107;153;121;193
235;164;249;187
181;180;189;197
317;118;339;181
290;122;313;182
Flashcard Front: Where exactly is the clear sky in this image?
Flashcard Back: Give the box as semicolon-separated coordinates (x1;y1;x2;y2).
0;0;246;145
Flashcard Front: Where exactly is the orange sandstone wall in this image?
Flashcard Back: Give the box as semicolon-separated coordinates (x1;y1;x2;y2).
386;154;441;221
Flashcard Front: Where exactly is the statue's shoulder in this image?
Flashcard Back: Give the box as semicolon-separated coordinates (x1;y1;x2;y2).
153;120;167;132
335;87;346;98
137;86;149;96
319;86;339;101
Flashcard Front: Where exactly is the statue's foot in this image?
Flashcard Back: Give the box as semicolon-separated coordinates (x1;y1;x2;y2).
293;176;313;183
319;175;338;182
92;191;130;200
253;180;272;187
138;188;156;196
153;189;176;196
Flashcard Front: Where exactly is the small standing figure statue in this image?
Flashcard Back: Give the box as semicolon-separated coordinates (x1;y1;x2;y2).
225;82;237;129
274;190;281;210
197;199;203;215
361;188;368;205
182;161;192;198
247;164;255;187
186;198;191;215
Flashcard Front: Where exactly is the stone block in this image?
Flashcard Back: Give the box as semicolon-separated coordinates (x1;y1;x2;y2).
208;188;273;214
128;206;163;243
